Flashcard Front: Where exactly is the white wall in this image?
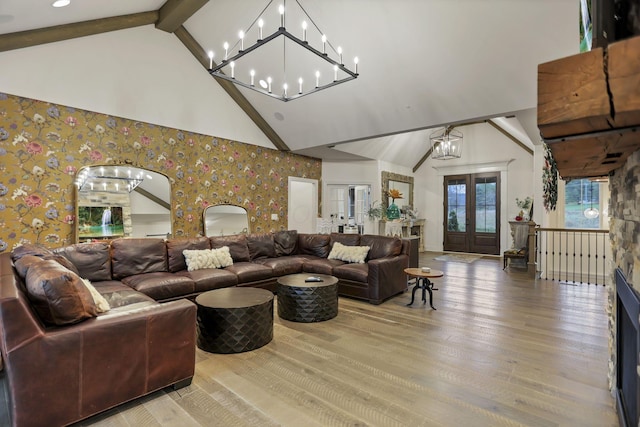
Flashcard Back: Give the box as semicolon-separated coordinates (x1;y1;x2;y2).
413;123;534;253
0;25;273;149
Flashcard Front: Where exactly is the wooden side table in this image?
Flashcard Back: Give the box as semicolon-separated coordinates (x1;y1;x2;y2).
404;268;444;310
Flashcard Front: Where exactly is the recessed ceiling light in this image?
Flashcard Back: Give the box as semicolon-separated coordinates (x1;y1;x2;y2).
52;0;71;8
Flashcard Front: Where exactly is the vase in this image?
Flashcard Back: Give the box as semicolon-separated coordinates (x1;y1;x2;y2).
387;202;400;220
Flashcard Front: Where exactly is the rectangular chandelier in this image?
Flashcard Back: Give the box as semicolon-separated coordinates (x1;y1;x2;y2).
430;127;463;160
208;0;359;102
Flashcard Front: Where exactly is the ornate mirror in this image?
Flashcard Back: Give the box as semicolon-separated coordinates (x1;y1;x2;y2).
203;205;249;236
381;171;414;212
75;165;172;242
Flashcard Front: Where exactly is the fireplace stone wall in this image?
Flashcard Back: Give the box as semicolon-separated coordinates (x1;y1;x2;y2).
608;149;640;389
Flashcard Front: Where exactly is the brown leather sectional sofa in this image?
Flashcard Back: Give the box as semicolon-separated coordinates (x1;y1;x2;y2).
0;230;408;426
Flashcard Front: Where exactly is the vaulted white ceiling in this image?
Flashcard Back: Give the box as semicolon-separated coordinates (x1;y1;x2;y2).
0;0;579;167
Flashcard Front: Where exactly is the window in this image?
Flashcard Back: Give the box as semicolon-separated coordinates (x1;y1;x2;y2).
564;179;601;229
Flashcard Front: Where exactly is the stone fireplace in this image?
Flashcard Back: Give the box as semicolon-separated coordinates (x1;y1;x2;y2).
608;149;640;426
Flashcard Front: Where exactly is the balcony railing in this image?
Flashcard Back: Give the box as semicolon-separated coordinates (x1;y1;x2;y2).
535;227;610;286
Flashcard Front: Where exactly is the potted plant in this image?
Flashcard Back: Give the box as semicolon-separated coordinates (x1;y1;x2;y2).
367;200;384;220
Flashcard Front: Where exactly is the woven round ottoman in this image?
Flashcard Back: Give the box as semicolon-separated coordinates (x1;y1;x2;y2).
195;287;274;354
276;273;338;322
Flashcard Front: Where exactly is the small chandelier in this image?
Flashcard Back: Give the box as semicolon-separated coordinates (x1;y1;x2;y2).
430;127;463;160
207;0;359;102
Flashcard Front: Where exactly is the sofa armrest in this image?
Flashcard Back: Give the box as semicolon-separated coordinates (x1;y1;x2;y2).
367;254;409;304
4;299;196;427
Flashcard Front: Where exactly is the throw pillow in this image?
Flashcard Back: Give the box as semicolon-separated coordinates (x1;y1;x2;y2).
25;259;99;325
13;255;43;279
328;242;370;264
183;247;233;271
81;279;111;313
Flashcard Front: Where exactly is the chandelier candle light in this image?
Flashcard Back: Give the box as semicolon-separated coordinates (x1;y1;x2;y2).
207;0;359;102
430;126;463;160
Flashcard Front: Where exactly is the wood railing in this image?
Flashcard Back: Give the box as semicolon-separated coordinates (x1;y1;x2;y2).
535;227;610;286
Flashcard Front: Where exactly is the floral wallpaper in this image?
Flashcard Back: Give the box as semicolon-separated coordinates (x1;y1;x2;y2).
0;92;321;252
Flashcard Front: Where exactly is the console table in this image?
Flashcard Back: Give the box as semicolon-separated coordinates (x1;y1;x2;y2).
379;219;425;251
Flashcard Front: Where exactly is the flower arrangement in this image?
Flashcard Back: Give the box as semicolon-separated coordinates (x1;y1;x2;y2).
387;189;403;203
367;200;384;220
515;196;533;221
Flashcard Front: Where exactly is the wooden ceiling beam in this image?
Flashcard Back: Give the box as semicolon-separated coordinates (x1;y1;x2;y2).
156;0;209;33
412;148;433;173
174;26;290;152
487;120;534;155
0;11;158;53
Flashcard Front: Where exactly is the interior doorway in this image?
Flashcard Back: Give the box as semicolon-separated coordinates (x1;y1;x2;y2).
443;173;500;255
288;177;318;233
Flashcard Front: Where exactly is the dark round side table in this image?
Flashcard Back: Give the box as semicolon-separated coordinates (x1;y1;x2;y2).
276;273;339;322
195;287;274;354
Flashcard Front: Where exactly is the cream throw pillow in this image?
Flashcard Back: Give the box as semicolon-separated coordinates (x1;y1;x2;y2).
328;242;370;264
81;279;111;313
183;247;233;271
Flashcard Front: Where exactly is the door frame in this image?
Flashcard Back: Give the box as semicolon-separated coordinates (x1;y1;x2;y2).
433;160;513;254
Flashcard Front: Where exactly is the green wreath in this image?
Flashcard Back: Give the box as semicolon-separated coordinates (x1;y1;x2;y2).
542;143;558;211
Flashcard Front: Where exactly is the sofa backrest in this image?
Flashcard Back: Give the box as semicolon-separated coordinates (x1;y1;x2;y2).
297;234;331;258
274;230;298;256
359;234;403;260
166;237;210;272
330;232;360;247
210;234;251;262
111;238;168;280
246;233;276;260
55;242;112;282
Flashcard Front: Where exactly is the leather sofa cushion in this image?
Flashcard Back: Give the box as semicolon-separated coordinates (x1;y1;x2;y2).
298;234;331;258
254;256;304;276
100;289;157;313
44;254;80;275
210;234;251;262
122;272;195;301
224;262;273;283
330;232;360;247
55;242;112;282
176;268;238;292
25;259;98;325
13;255;43;279
11;243;54;262
247;233;276;260
111;238;167;280
360;235;402;260
274;230;298;256
333;263;369;283
166;237;210;272
303;258;344;275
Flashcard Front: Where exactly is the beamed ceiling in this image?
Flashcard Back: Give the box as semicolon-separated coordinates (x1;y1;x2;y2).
0;0;579;169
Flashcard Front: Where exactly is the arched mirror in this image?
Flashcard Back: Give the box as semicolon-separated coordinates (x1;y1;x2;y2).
203;205;249;236
381;171;414;212
75;165;172;242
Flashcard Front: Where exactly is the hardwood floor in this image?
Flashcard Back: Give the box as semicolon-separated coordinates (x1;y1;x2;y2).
12;253;622;426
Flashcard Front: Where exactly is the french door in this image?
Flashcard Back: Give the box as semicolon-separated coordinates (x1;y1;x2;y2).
443;173;500;255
